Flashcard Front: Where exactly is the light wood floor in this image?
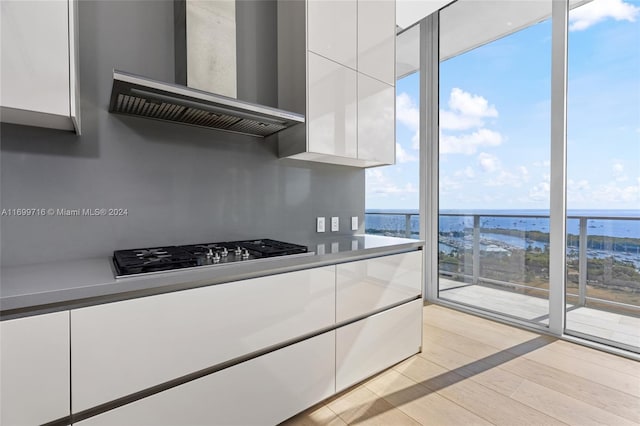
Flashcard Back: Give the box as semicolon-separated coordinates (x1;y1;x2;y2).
282;304;640;426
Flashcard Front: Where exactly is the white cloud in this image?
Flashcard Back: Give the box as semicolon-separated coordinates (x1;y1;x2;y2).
611;161;630;182
448;88;498;118
569;0;640;31
567;178;592;203
396;92;419;131
441;128;503;155
529;182;551;202
366;169;418;197
439;88;504;156
440;88;499;131
440;175;463;193
454;166;476;179
396;143;417;163
397;92;420;150
477;152;500;173
440;110;485;131
590;178;640;204
533;160;551;168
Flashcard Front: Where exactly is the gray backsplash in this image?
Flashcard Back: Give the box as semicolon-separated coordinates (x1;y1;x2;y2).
0;0;364;268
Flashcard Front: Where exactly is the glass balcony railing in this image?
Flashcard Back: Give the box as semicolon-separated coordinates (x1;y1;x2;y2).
365;211;640;323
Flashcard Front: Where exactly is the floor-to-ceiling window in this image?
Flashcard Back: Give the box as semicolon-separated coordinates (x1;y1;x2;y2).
436;1;553;326
365;25;420;240
565;0;640;352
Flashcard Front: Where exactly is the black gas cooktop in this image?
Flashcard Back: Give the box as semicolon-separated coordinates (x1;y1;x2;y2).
113;239;309;277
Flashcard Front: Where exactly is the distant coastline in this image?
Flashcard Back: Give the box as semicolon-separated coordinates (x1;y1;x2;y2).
366;208;640;217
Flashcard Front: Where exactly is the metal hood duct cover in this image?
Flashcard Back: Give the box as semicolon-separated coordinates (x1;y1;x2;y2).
109;70;304;137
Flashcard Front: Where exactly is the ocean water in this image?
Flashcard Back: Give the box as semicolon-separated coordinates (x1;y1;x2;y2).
365;209;640;239
365;209;640;269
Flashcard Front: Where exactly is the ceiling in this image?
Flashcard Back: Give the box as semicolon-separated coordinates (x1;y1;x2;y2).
396;0;591;78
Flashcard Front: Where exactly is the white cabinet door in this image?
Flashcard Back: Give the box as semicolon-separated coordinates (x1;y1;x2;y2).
357;73;395;165
307;0;357;69
71;266;336;413
337;251;421;322
0;0;79;132
1;312;70;426
358;0;396;85
336;299;422;392
308;52;358;158
76;331;336;426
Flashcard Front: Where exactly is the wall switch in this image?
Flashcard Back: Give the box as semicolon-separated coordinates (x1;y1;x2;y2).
331;216;339;232
316;217;325;233
351;216;359;231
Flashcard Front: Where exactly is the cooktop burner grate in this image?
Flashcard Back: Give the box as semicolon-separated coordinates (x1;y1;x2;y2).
113;239;309;277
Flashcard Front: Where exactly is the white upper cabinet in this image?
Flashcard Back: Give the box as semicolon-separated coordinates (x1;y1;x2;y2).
1;312;71;426
0;0;80;133
308;52;358;158
357;74;395;164
278;0;396;168
308;0;357;69
358;0;396;85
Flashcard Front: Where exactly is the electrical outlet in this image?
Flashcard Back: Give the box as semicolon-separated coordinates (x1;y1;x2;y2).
316;217;325;233
351;216;358;231
331;216;339;232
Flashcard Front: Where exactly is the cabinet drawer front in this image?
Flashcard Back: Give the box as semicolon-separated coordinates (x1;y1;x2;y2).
336;299;422;392
337;251;422;322
71;266;335;412
76;331;336;426
1;311;70;426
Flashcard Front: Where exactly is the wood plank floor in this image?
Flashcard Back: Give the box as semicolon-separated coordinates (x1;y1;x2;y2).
281;304;640;426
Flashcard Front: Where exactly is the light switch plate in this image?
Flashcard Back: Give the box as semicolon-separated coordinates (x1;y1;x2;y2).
351;216;358;231
316;217;325;233
331;217;339;232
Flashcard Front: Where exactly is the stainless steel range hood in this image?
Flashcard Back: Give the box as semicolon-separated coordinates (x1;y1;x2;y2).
109;70;304;138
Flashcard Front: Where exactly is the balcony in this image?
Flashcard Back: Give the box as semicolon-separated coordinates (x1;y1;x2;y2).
365;211;640;351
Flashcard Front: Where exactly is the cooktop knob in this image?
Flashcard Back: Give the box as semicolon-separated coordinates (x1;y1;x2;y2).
220;247;229;257
212;252;221;263
241;248;250;259
235;246;242;256
206;248;215;258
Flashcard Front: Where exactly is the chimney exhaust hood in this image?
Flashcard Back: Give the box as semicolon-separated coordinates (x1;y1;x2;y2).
109;70;304;138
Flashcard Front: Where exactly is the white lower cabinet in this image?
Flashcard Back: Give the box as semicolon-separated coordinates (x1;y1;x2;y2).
71;266;336;412
1;311;70;426
336;251;422;322
336;299;422;392
76;331;336;426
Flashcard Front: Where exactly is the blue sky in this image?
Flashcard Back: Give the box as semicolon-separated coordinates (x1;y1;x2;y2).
366;0;640;211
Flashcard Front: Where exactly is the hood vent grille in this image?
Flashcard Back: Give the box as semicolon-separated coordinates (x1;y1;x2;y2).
109;70;303;138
